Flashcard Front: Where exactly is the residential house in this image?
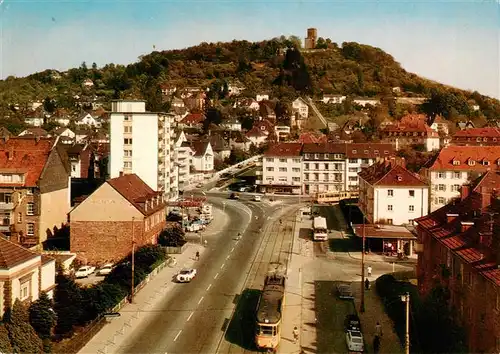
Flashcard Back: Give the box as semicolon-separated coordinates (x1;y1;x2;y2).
451;127;500;146
246;127;268;146
190;141;214;180
160;84;177;96
259;101;277;122
275;125;291;141
253;119;275;136
292;98;309;120
64;143;96;179
257;143;303;194
419;145;500;211
49;109;71;127
109;100;177;201
173;131;193;190
76;112;101;128
82;79;94;88
321;94;346;104
381;113;440;151
53;127;75;140
74;129;92;143
208;134;231;161
183;92;206;111
18;128;49;138
69;174;166;264
0;137;70;248
229;131;252;152
220;118;242;132
0;238;56;317
430;115;450;136
169;106;189;123
227;81;245;96
327;122;340;132
24;110;46;127
171;97;185;108
180;87;202;99
179;113;205;129
235;98;260;111
414;171;500;353
256;94;269;102
358;160;429;227
457;120;475;130
297;132;327;144
353;98;380;107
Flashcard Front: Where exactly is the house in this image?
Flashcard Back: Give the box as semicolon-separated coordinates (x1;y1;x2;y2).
256;94;269;102
24;110;46;127
414;171;500;353
392;87;402;94
183;92;206;111
0;137;70;248
430;115;450;136
0;238;56;317
259;101;277;121
49;109;71;127
292;98;309;119
220;118;242;132
53;127;75;140
353;98;380;107
18;128;49;138
69;174;166;264
74;129;92;143
169;106;189;123
64;143;96;179
180;87;202;99
160;84;177;96
229;131;252;152
257;143;303;195
457;120;475;130
297;132;327;144
227;81;245;96
179;113;205;129
451;127;500;146
208;134;231;160
321;94;346;104
235;98;260;111
419;145;500;211
171;97;185;108
275;125;291;141
358;159;429;226
173;131;193;190
191;141;214;176
82;79;94;88
76;113;101;128
246;127;268;146
253;119;275;136
327;122;339;132
381;113;440;151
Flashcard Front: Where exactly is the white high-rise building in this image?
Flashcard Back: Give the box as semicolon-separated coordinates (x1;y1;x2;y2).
109;100;178;200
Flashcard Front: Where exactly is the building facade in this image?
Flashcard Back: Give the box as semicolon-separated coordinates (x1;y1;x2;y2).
257;143;302;194
381;113;440;152
451;127;500;146
109;100;178;201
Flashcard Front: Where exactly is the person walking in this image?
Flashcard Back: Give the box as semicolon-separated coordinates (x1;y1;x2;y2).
375;322;383;338
365;278;370;290
293;326;299;344
367;265;372;277
195;251;200;261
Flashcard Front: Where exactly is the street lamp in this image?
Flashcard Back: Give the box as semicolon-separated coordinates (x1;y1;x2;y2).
130;216;136;303
360;220;366;313
401;292;410;354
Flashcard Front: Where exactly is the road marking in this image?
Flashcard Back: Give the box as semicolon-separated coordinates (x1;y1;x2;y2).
198;296;204;305
226;255;230;260
187;312;194;322
174;330;182;341
214;273;219;279
221;263;225;269
206;284;212;291
231;247;235;252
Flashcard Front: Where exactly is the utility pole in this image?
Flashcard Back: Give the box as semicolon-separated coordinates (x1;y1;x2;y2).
130;216;136;303
401;292;410;354
360;220;366;313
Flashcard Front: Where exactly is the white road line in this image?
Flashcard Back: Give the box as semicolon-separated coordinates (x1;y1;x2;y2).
187;312;194;322
198;296;204;305
214;272;219;279
226;255;230;260
231;247;235;252
206;284;212;291
221;263;225;269
174;330;182;341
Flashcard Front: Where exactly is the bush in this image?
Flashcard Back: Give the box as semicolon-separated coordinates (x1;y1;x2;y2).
29;292;57;340
5;300;43;353
53;273;84;337
0;324;13;354
158;225;187;247
80;283;127;322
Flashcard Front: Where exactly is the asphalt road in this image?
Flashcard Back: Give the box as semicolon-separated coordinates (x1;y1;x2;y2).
117;196;293;354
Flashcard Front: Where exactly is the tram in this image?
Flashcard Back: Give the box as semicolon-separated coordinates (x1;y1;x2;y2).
315;190;359;204
255;264;286;352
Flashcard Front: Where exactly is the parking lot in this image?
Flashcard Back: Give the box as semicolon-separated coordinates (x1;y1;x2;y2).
75;272;106;286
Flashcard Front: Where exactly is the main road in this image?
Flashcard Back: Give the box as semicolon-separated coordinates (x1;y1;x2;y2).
116;194;297;353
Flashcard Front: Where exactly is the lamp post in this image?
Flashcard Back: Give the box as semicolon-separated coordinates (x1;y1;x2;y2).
360;220;366;313
401;292;410;354
130;216;136;303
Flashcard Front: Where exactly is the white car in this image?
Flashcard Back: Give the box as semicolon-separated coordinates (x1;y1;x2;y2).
97;264;114;276
176;268;197;283
75;266;96;278
346;330;364;353
253;195;261;202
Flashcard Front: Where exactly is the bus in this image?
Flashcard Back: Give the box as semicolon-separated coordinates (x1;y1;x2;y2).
313;216;328;241
255;264;286;352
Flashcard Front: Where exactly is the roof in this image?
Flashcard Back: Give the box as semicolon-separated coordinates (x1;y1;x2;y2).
0;236;40;269
191;141;210;157
302;142;345;154
298;132;327;144
352;224;416;240
53;127;72;135
345;143;394;158
264;143;302;157
107;174;163;216
208;134;229;151
0;127;12;137
180;113;205;125
425;146;500;171
253;119;275;132
453;127;500;138
256;275;285;324
0;137;55;187
382;113;438;136
20;128;48;137
358;161;428;187
246;126;267;138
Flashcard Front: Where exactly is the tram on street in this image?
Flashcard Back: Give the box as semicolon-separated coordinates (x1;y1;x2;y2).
255;264;286;352
315;191;359;204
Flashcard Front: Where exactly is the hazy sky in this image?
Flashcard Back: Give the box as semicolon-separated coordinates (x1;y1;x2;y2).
1;0;499;98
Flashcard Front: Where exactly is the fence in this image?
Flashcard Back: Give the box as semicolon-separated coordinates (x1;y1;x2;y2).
164;243;188;254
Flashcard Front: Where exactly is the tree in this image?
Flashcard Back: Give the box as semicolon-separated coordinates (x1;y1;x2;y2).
0;324;12;354
29;292;57;340
315;37;328;49
53;273;84;336
43;97;56;113
5;300;43;354
158;225;186;247
288;35;302;49
92;62;98;70
227;148;248;165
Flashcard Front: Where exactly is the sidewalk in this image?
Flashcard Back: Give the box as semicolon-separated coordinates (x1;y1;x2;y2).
79;243;203;354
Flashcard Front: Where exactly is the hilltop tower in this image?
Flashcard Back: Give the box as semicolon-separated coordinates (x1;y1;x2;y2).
304;28;317;49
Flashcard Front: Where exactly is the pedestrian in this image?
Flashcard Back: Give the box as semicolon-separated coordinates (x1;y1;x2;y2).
195;251;200;261
280;218;283;225
367;265;372;277
373;335;381;353
204;240;208;247
375;321;383;338
293;326;299;344
365;278;370;290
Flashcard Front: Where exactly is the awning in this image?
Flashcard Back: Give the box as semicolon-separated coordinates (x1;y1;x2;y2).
352;224;416;240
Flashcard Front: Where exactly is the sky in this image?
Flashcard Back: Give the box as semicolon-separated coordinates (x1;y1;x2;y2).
1;0;499;99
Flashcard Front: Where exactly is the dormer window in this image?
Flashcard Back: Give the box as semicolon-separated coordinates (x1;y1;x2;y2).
483;137;488;142
483;160;490;166
374;150;379;154
476;137;481;142
468;159;476;166
397;175;403;182
452;160;460;166
352;150;357;154
364;150;369;154
325;154;329;159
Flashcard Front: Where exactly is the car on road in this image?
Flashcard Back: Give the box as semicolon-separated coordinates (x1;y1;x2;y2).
344;314;361;332
336;283;354;300
229;193;240;200
97;264;114;276
253;195;261;202
346;329;364;353
196;183;203;188
176;268;197;283
75;266;96;278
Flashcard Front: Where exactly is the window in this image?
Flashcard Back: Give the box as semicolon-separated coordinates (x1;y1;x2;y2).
279;167;287;172
334;154;343;159
409;190;415;197
279;158;286;163
19;279;30;301
324;163;329;170
124;150;133;157
452;160;460;166
292;177;300;182
293;158;301;164
278;177;287;182
292;168;300;173
334;163;342;170
438;184;446;191
266;167;274;172
452;184;460;192
387;190;394;197
349;167;358;172
468;159;475;166
349;158;358;164
26;203;34;216
304;173;309;181
266;158;274;162
409;205;415;212
348;176;358;182
304;163;309;170
17;212;22;223
362;158;369;164
71;165;76;172
27;223;35;236
438;172;446;179
314;163;319;170
387;205;393;211
266;176;274;181
305;154;310;159
334;174;342;181
26;188;33;195
314;154;320;159
438;197;446;204
124;138;132;145
124;126;132;133
124;114;132;121
323;173;329;181
124;161;132;169
454;171;461;179
387;219;393;225
324;154;329;159
313;173;319;180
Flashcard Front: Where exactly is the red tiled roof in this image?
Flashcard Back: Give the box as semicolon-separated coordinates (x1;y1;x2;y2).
298;132;327;144
302;142;345;154
191;141;210;157
358;161;428;187
453;127;500;138
253;119;275;132
181;113;205;125
0;137;55;187
426;146;500;171
264;143;302;157
346;143;395;158
0;236;40;269
20;128;49;137
382;113;438;136
107;174;163;216
246;126;267;138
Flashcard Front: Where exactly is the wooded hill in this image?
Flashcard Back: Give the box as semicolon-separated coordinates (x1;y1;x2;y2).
0;36;499;126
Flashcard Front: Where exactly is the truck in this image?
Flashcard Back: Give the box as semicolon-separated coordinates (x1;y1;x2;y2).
313;216;328;241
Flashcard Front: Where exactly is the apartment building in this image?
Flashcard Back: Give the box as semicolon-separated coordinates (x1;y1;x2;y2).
451;127;500;146
414;171;500;353
358;160;429;226
302;143;346;194
173;131;192;190
381;113;440;151
109;100;178;201
419;145;500;211
257;143;302;194
0;137;70;248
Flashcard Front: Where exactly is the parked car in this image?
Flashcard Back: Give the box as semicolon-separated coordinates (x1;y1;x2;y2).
176;268;197;283
344;314;361;332
97;264;114;276
229;193;240;200
336;283;354;300
196;183;203;188
346;329;364;353
75;266;96;278
253;195;261;202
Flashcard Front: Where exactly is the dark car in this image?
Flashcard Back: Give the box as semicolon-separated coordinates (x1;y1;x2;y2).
229;193;240;200
344;314;361;332
336;283;354;300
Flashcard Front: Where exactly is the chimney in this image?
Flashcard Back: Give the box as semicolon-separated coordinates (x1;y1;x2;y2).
460;185;470;201
119;171;124;177
460;221;474;233
480;187;492;210
35;135;41;143
446;213;459;223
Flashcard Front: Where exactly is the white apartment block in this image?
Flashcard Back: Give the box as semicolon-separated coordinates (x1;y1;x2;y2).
292;98;309;119
419;145;500;211
109;100;178;200
358;162;429;226
173;131;193;190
